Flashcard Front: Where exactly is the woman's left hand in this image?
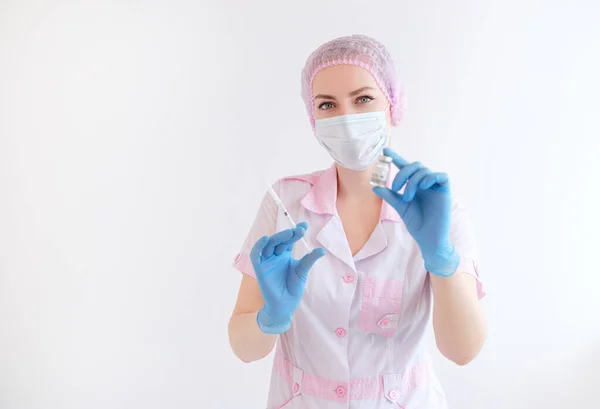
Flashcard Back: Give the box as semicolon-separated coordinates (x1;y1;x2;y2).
372;147;460;277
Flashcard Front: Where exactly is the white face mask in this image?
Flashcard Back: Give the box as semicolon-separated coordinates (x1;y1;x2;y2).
314;111;389;171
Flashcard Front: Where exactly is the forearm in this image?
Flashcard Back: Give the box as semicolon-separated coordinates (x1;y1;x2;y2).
228;311;278;363
430;272;487;365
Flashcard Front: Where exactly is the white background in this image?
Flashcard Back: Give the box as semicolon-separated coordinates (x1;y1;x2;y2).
1;1;599;408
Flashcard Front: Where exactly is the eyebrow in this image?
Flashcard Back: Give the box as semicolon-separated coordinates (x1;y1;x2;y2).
348;86;376;97
314;86;376;101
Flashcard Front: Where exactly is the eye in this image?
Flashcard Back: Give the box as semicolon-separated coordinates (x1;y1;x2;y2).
356;95;374;104
318;102;335;110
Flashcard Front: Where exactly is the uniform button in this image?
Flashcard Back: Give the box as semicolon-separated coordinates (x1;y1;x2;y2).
335;327;346;338
293;382;300;394
343;274;354;283
388;388;399;400
378;313;399;330
335;386;347;397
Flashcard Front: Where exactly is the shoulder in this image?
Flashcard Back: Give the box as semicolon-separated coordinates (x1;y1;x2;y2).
274;168;327;192
271;168;329;207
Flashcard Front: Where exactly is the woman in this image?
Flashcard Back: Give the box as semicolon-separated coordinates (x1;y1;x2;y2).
228;34;487;409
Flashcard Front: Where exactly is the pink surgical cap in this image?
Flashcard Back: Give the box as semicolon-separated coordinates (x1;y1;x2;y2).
301;34;405;129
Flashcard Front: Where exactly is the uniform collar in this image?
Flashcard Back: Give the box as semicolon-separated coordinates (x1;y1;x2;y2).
300;163;401;223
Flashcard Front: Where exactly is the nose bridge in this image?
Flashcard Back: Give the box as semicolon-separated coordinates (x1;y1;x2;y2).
337;98;357;116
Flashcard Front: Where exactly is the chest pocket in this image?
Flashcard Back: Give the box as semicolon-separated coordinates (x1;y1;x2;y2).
359;275;403;338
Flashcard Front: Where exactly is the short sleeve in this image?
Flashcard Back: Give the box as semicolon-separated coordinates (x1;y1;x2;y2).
232;182;279;278
450;199;486;299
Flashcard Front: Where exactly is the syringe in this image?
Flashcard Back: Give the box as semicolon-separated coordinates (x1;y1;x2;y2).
266;182;311;252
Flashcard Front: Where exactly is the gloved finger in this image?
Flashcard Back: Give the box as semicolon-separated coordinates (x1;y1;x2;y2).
262;230;292;258
284;222;309;248
270;224;309;256
372;186;409;217
392;161;424;192
288;248;326;296
274;243;288;256
262;226;306;258
296;221;308;231
383;147;409;170
275;239;300;256
403;168;432;202
419;172;450;190
250;236;270;266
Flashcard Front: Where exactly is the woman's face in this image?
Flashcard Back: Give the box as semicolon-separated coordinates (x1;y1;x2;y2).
312;65;392;126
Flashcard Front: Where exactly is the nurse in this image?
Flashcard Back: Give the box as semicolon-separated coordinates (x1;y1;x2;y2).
228;34;487;409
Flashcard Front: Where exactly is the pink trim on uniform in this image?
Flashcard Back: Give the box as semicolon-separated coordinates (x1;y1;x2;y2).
274;351;429;402
360;276;403;337
233;252;255;278
458;257;486;299
299;165;337;215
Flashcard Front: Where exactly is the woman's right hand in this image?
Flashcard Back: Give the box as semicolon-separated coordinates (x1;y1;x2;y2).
250;222;326;334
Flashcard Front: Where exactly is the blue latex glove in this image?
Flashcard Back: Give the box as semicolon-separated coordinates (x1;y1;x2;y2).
372;147;460;277
250;221;326;334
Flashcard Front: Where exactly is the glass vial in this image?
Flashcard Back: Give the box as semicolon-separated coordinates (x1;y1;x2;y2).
370;155;393;188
